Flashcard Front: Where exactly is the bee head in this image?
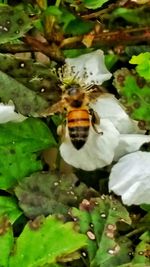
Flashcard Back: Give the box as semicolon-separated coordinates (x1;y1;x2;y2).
66;84;80;96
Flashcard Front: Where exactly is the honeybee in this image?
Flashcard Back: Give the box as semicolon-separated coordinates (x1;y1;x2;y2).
41;82;104;150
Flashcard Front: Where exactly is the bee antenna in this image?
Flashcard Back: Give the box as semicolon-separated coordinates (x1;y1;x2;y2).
71;71;80;83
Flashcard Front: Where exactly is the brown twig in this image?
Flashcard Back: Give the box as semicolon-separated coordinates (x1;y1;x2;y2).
81;3;116;20
60;27;150;49
0;37;65;63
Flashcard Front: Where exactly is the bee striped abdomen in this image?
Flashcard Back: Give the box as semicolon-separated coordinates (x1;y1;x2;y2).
68;109;90;150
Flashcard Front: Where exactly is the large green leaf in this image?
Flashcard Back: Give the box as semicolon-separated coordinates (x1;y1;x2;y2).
0;118;56;189
0;196;22;223
72;196;131;267
0;216;14;267
0;53;58;98
9;215;87;267
0;5;33;44
15;171;97;218
0;70;49;116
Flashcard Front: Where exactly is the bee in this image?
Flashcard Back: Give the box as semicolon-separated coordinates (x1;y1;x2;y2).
41;82;104;150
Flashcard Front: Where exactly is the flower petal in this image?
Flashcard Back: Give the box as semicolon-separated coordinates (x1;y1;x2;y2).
60;119;119;171
90;95;143;134
114;134;150;161
0;102;26;123
109;151;150;205
65;50;112;85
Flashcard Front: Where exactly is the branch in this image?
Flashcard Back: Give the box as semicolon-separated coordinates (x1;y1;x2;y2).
0;36;65;63
60;27;150;49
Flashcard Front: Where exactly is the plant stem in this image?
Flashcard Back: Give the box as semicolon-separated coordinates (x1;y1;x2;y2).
126;226;146;238
55;0;61;7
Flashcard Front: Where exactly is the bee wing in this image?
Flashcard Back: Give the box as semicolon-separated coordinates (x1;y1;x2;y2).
40;99;66;117
87;86;111;102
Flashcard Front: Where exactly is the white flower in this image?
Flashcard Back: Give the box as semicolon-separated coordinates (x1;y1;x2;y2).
114;134;150;161
59;50;150;171
62;50;112;86
109;151;150;205
0;102;26;123
60;118;120;171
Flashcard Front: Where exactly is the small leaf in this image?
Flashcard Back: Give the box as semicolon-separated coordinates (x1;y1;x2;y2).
130;52;150;80
0;118;56;189
9;215;87;267
0;5;33;44
65;18;94;35
140;204;150;212
0;196;22;223
113;68;150;130
105;54;119;70
0;216;14;267
83;0;110;9
132;231;150;265
111;7;150;26
45;6;94;35
63;48;94;58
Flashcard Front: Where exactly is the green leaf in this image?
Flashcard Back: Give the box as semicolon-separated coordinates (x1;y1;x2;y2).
0;216;14;267
65;17;94;35
15;171;97;218
0;196;22;223
111;7;150;26
83;0;110;9
0;53;59;111
43;264;63;267
45;6;94;35
113;68;150;130
63;48;94;58
105;54;119;70
0;5;33;44
45;6;75;30
9;215;87;267
132;231;150;265
125;45;150;58
130;52;150;80
72;196;131;267
140;204;150;212
0;118;56;189
117;264;147;267
0;70;49;116
45;6;63;17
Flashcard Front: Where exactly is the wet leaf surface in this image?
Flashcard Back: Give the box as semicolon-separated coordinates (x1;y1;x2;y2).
71;196;132;267
0;5;33;44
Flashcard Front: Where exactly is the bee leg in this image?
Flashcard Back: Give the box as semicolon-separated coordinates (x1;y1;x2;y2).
89;108;103;135
57;124;66;141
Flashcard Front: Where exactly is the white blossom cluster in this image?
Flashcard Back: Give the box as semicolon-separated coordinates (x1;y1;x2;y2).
59;50;150;206
1;50;150;206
